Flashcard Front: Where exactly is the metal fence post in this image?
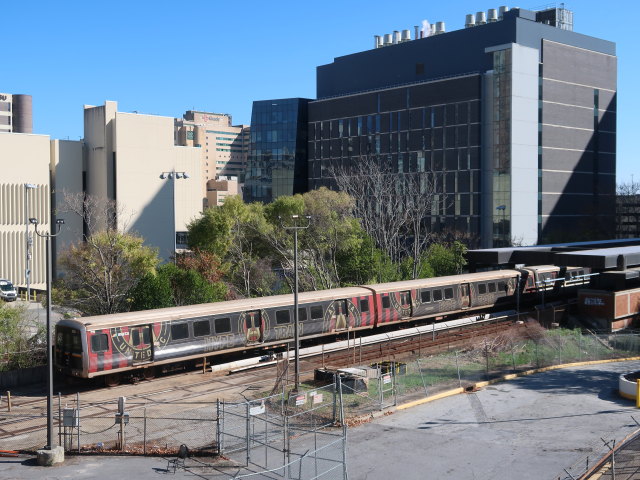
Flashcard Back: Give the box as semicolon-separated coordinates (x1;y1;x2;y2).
455;351;462;388
417;358;428;397
76;392;80;453
337;374;348;480
143;407;147;456
246;401;251;467
511;341;516;372
58;393;62;449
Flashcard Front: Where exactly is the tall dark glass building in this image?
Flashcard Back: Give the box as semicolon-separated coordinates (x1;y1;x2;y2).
309;6;616;246
244;98;310;203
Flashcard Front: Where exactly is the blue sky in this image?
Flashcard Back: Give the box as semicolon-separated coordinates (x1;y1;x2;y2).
4;1;635;182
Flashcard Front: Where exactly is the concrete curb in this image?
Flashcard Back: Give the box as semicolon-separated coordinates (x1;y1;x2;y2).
395;356;640;411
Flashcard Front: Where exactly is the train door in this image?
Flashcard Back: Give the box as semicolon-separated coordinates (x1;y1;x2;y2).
130;325;153;365
245;310;264;345
333;300;349;331
460;283;470;309
399;291;413;319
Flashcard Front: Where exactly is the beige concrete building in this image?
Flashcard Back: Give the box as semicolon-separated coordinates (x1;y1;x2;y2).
0;132;51;291
206;177;239;207
175;111;249;207
50;139;84;261
83;101;203;261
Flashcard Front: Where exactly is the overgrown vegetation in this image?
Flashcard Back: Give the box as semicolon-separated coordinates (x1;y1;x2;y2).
0;303;45;371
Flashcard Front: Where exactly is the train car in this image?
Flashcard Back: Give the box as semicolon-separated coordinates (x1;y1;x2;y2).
520;265;591;294
364;270;521;325
55;286;375;385
55;264;592;386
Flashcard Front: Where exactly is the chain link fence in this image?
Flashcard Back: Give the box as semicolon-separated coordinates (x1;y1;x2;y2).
554;423;640;480
2;327;640;475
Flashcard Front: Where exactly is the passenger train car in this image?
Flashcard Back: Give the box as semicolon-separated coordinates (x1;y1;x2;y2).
55;265;589;385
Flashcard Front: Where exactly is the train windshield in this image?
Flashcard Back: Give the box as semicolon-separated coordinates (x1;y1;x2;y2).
56;326;82;353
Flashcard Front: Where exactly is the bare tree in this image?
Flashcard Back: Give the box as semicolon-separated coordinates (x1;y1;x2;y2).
331;157;445;278
331;157;407;265
55;192;158;315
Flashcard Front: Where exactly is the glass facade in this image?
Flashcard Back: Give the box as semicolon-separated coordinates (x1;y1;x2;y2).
244;98;310;203
308;76;482;238
492;48;512;247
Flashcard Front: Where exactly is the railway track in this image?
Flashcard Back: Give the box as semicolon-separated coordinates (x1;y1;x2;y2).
0;311;534;447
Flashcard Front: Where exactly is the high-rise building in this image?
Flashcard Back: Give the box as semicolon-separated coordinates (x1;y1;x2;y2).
0;93;32;134
244;98;310;204
309;6;616;246
175;111;249;208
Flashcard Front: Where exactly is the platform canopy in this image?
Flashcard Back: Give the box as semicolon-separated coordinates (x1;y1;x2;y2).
467;239;640;270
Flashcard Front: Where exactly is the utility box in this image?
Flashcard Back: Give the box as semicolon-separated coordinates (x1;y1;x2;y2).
62;408;79;427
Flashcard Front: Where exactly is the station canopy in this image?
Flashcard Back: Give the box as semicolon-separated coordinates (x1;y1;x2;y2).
467;239;640;270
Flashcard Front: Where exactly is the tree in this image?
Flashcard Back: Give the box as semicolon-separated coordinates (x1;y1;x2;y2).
60;231;159;315
331;157;446;279
129;264;227;310
422;241;468;277
0;304;45;370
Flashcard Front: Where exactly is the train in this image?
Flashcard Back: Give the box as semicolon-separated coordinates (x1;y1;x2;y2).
54;264;590;386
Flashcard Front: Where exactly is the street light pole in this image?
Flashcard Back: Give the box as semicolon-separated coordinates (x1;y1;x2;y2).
24;183;37;301
30;217;64;450
280;214;311;392
160;171;189;262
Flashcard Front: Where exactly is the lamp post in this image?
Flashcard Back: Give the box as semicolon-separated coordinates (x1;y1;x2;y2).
496;205;506;247
24;183;37;301
280;214;311;392
30;217;64;450
159;171;189;262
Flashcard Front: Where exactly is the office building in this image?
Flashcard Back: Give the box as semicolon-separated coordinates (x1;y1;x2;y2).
244;98;310;204
310;6;616;246
0;131;51;290
206;177;239;207
83;101;202;261
175;111;249;207
0;93;32;134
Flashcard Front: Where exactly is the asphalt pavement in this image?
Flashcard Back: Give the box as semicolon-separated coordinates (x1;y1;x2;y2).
2;360;639;480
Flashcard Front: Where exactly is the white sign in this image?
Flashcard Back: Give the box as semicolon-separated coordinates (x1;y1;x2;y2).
250;402;265;416
295;394;306;406
313;394;323;405
584;297;605;306
383;374;392;384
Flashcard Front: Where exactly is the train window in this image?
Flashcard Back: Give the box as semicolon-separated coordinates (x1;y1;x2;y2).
433;290;443;301
56;327;82;353
382;296;391;308
132;329;141;346
194;320;211;337
498;282;506;292
298;308;308;321
215;317;231;334
360;299;369;313
579;270;584;276
444;288;453;300
488;283;496;293
421;289;431;303
310;306;323;319
131;328;150;347
91;333;108;353
478;284;487;294
171;323;189;341
276;310;291;325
